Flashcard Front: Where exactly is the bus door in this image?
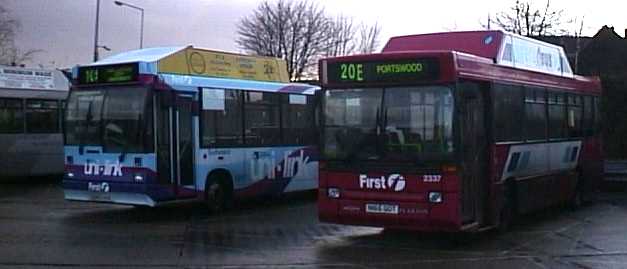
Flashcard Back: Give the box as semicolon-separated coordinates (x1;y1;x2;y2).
459;81;489;225
174;94;195;193
156;92;195;198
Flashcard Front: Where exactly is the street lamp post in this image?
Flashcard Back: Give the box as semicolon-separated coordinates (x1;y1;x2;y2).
114;1;144;49
93;0;101;62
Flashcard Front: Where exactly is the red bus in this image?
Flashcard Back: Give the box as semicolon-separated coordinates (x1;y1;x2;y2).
317;30;603;232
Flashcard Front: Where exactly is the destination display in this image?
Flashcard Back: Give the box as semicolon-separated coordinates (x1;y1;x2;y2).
77;63;139;85
326;58;440;85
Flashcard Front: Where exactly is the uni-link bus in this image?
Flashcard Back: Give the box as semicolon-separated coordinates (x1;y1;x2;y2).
318;31;603;232
0;66;69;180
63;46;319;210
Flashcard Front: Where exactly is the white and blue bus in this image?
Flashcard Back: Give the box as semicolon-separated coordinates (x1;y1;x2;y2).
0;66;69;180
62;46;319;211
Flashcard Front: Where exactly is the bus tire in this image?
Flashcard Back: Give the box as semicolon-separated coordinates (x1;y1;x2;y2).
569;172;584;210
498;182;516;233
205;175;232;214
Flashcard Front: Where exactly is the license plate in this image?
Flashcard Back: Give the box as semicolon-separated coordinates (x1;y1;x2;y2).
89;192;111;202
365;203;399;214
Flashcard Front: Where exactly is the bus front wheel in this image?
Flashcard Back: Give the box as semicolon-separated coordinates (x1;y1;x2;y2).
205;178;230;214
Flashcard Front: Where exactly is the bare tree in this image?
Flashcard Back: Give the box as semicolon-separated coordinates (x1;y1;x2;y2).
292;3;329;80
237;0;382;80
356;22;381;54
323;15;357;57
319;17;381;57
0;3;40;66
490;0;575;36
237;0;329;81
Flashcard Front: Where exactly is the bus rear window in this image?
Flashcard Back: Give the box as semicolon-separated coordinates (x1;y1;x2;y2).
0;98;24;133
26;100;59;133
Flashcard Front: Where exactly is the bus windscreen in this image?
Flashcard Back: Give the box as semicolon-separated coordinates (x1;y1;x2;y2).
64;87;152;153
323;85;454;162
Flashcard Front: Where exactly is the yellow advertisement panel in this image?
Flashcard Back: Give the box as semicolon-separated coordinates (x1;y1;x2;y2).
158;47;290;83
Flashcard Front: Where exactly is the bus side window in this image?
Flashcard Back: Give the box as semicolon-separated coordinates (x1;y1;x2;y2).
0;98;24;133
566;94;583;138
244;91;280;146
201;89;244;147
583;96;594;136
60;100;66;133
493;83;523;142
547;91;567;139
25;99;59;133
524;87;547;141
594;96;602;136
281;94;315;145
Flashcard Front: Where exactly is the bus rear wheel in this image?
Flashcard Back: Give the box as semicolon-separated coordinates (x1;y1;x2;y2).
205;179;229;214
498;183;515;233
569;172;584;209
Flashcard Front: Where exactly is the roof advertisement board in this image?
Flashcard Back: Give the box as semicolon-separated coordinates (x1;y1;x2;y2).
158;48;290;83
0;67;56;90
498;33;573;77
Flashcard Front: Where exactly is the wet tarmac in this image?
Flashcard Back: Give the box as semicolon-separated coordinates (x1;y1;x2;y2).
1;183;627;268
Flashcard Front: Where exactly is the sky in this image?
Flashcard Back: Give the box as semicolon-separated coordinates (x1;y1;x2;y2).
5;0;627;69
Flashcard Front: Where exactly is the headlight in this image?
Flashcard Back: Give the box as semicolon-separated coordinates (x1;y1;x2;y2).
134;174;144;182
428;192;443;203
327;187;340;198
67;172;74;178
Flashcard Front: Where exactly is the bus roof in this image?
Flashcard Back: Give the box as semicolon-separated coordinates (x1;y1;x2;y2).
90;46;186;66
320;50;600;95
0;65;69;99
75;46;291;83
384;30;574;78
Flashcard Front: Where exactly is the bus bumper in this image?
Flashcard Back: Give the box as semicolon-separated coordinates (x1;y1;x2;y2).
64;189;156;207
63;179;159;207
318;189;462;232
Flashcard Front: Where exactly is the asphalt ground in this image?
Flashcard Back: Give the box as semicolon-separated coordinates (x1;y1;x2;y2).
1;183;627;268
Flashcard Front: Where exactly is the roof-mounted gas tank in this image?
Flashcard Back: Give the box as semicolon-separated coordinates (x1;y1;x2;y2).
384;30;574;78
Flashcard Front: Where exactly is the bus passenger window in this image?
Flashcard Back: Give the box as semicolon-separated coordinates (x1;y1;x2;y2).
244;91;280;146
0;98;24;133
493;84;523;142
566;94;582;137
583;96;594;136
524;88;547;141
25;99;59;133
282;94;315;145
548;91;566;139
59;100;66;132
594;96;602;135
201;89;243;147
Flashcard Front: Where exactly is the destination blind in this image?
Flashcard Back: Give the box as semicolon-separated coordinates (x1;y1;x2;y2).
326;58;440;85
77;63;139;85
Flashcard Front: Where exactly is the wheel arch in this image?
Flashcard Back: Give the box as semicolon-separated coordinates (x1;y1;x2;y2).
502;177;518;213
204;168;234;199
